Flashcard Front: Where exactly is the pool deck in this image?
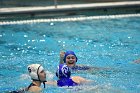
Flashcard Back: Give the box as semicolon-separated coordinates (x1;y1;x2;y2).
0;1;140;15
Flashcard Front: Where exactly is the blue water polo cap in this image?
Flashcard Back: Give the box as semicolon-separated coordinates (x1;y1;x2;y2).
63;51;78;63
56;64;71;79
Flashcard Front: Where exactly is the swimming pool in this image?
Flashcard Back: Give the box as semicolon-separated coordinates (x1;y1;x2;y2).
0;15;140;93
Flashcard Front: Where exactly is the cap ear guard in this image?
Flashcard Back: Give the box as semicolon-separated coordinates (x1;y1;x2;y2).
28;67;32;73
30;72;38;80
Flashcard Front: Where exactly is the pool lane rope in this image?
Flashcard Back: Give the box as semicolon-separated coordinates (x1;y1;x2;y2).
0;13;140;25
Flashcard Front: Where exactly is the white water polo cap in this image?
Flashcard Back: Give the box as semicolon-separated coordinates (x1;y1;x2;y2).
27;64;44;81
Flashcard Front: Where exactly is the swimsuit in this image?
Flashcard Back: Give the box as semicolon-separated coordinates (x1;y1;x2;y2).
10;83;37;93
57;78;78;87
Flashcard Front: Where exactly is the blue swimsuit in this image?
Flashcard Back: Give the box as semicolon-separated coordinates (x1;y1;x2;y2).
57;78;78;87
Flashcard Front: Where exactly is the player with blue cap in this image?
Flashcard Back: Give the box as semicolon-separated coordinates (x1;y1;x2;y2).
60;51;91;71
56;64;78;87
56;64;89;87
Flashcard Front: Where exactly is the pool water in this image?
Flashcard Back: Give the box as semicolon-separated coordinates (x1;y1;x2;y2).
0;16;140;93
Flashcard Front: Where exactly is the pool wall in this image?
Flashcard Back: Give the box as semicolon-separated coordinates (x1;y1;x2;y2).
1;0;140;7
0;1;140;20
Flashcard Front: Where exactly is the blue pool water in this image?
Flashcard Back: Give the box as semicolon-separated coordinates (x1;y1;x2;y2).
0;16;140;93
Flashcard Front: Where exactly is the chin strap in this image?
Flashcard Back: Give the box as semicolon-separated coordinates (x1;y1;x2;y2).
43;81;46;88
32;79;40;81
43;80;47;88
